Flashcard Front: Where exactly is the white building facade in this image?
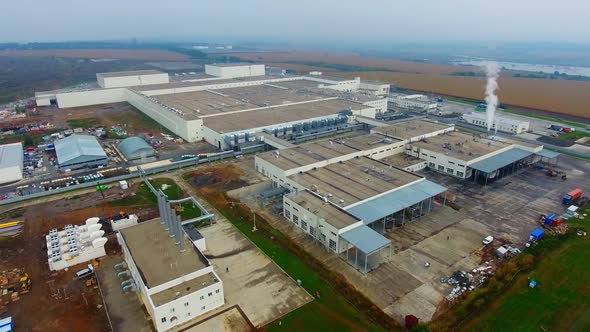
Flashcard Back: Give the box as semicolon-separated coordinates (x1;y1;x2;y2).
462;112;530;134
205;63;266;78
389;94;438;111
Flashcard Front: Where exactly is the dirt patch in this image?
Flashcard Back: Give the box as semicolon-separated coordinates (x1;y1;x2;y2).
185;165;248;192
0;49;188;61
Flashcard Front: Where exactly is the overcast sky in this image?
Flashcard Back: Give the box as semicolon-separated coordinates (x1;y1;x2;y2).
1;0;589;44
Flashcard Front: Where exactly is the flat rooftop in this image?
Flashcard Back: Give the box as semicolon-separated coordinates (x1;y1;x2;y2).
380;153;425;168
288;191;360;229
150;271;219;307
289;157;422;206
410;131;511;161
258;138;360;172
208;62;263;67
272;80;324;89
131;75;271;92
153;84;327;117
97;70;163;78
258;133;400;172
203;98;359;133
372;119;452;140
120;219;209;288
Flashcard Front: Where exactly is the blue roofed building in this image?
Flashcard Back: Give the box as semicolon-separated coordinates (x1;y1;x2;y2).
54;134;107;170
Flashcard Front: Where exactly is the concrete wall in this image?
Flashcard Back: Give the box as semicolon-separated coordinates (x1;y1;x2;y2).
101;73;169;88
359;82;390;96
362;98;388;114
36;96;52;106
389;95;437;111
205;64;265;78
56;88;127;108
125;90;203;142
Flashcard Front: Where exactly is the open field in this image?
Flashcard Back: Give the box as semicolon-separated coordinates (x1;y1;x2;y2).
236;50;590;119
463;207;590;332
0;49;188;61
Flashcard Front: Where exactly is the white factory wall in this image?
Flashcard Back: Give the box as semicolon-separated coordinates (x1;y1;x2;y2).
55;88;127;108
101;73;169;88
284;195;344;253
49;246;106;271
405;146;471;178
359;82;390;96
151;279;223;332
389;95;437;111
36;96;51;106
462;112;530;134
205;64;265;78
125;90;203;142
117;232;154;324
362;98;388;114
117;232;224;332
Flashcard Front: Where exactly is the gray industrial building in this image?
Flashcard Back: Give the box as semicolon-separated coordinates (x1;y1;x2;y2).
54;135;107;170
0;142;24;185
118;137;156;163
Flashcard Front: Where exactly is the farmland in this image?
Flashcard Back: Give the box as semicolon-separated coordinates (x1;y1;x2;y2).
0;49;188;61
237;51;590;120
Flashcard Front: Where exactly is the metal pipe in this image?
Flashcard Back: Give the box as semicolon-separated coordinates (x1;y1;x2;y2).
168;205;177;239
176;213;185;252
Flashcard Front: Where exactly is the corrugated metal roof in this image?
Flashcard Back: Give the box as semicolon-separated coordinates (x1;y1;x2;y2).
535;149;560;159
346;180;446;224
55;135;106;165
340;225;390;254
470;148;532;173
118;137;155;160
0;142;23;169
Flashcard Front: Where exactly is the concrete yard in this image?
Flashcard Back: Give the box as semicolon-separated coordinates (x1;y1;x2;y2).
197;216;313;328
255;154;590;323
182;306;253;332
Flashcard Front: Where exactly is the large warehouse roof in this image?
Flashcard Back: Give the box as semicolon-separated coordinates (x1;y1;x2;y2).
55;135;107;166
470;147;533;173
118;137;155;160
372;119;452;140
289;157;422;206
0;142;23;185
203;99;359;133
97;70;163;78
346;179;446;224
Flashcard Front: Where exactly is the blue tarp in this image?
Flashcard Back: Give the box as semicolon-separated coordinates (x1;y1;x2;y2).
346;180;446;224
531;228;544;240
340;225;390;255
470;148;533;173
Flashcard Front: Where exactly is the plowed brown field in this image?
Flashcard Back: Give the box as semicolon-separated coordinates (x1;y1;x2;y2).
239;50;590;119
0;49;188;61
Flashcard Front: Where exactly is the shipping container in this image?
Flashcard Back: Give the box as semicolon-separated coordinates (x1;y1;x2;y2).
562;188;583;205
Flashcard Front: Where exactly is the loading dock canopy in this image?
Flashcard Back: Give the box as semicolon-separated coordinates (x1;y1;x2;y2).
469;148;532;174
340;225;390;255
535;149;560;159
346;179;446;224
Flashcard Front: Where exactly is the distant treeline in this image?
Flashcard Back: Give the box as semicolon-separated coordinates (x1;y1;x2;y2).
286;61;399;73
450;71;485;77
512;71;590;81
0;41;211;59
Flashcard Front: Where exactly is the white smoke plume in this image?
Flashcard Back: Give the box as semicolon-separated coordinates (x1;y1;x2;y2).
483;62;500;132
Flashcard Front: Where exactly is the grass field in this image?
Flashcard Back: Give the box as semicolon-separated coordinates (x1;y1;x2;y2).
67;118;101;128
558;130;590;141
110;178;201;220
216;205;385;332
465;207;590;332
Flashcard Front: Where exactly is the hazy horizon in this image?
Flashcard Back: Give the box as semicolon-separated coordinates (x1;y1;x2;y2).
2;0;590;44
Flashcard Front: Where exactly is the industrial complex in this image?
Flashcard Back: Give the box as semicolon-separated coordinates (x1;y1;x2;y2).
4;58;585;332
35;64;389;150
